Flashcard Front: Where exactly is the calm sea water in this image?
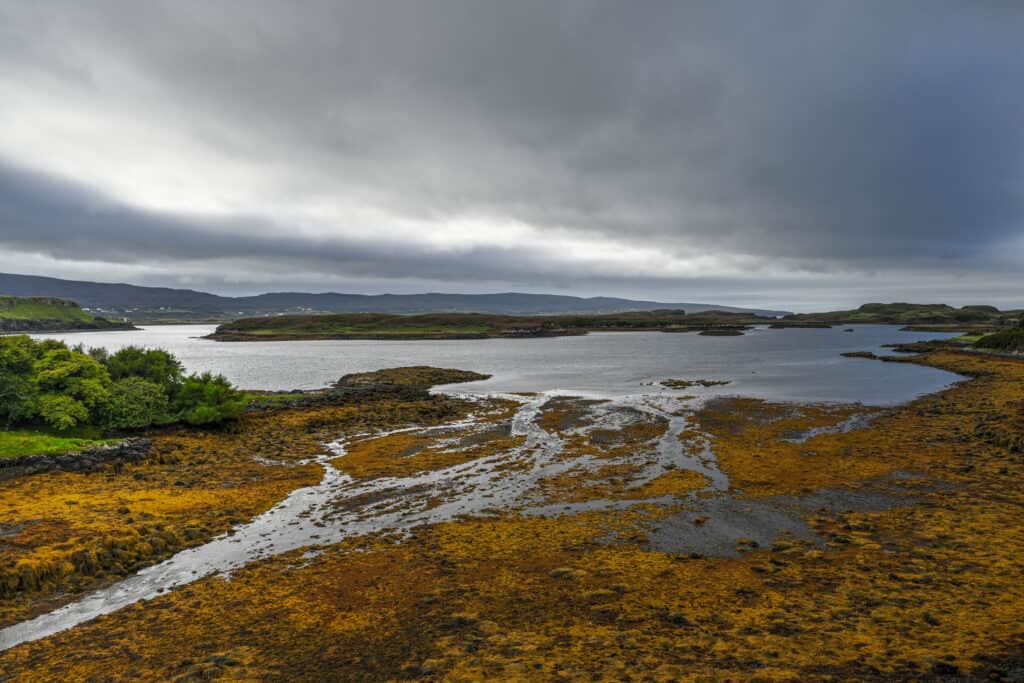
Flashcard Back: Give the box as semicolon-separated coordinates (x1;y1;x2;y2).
32;324;960;405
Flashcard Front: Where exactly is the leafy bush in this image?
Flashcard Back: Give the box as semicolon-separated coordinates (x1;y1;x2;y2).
0;335;242;432
27;346;111;429
101;377;172;429
106;347;184;390
173;372;246;425
0;336;40;426
36;394;90;431
35;347;111;409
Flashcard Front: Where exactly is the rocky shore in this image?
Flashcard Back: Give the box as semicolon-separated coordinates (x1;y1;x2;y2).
0;438;151;480
0;318;135;333
2;356;1023;680
0;367;487;627
243;367;491;411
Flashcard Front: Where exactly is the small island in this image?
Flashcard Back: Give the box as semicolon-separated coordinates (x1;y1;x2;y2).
779;302;1023;331
206;310;764;341
206;303;1024;342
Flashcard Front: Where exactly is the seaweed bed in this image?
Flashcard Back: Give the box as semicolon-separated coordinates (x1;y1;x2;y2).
0;353;1023;681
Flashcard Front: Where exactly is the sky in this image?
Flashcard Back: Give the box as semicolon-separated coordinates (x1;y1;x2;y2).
0;1;1022;311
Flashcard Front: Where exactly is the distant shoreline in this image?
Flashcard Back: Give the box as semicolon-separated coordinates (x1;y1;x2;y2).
204;311;760;342
1;320;137;335
205;304;1022;342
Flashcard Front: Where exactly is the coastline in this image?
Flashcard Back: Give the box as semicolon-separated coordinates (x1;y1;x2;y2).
0;348;1021;678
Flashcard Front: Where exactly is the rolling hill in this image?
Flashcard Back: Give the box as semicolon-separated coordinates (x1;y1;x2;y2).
0;272;789;321
0;296;134;332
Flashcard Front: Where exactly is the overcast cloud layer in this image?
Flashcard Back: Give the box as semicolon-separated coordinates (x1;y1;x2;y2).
0;1;1022;310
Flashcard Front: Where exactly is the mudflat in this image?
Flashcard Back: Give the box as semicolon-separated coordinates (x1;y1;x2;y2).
0;352;1022;680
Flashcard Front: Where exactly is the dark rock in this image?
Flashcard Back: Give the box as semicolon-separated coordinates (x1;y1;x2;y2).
664;612;692;626
932;661;960;676
0;438;152;480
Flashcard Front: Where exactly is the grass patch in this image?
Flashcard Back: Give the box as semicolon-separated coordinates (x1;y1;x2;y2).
0;297;94;323
0;296;131;332
0;429;115;459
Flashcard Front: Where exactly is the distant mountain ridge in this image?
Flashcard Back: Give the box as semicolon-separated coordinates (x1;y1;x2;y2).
0;272;790;320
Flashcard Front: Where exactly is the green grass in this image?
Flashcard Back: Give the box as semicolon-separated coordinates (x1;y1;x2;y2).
953;334;984;344
0;429;116;460
0;296;132;332
0;296;94;323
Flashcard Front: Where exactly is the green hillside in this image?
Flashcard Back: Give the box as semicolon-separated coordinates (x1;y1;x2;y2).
0;296;133;332
0;296;94;322
974;328;1024;353
782;302;1022;329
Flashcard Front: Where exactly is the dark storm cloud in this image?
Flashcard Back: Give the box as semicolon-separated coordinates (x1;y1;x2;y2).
0;1;1021;303
0;159;623;287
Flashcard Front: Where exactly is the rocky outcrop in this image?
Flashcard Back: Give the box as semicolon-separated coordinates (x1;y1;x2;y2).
0;318;135;332
245;367;492;412
840;351;916;363
0;438;152;479
698;328;747;336
330;367;490;403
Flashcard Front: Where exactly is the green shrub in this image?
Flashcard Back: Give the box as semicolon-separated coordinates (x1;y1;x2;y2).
34;347;111;410
106;347;184;390
36;394;90;430
0;336;243;431
0;336;40;426
101;377;172;429
173;372;246;425
29;346;111;428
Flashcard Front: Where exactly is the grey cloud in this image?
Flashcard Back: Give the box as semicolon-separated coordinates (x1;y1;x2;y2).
1;157;1020;312
0;1;1022;303
0;159;638;288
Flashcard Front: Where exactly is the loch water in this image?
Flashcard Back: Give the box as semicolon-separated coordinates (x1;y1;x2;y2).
34;324;961;405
